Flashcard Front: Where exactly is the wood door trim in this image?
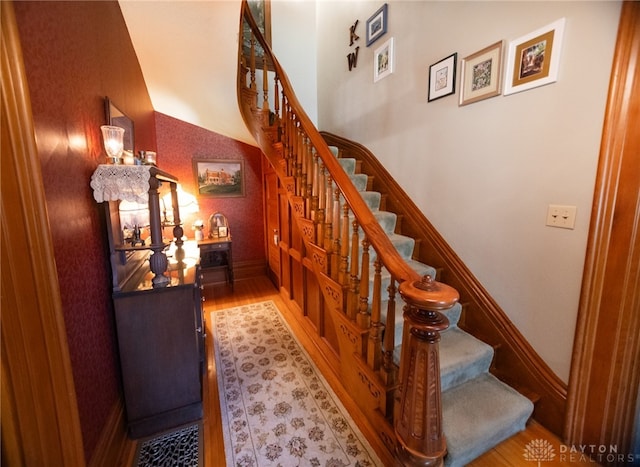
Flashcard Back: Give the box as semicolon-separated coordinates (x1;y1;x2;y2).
1;2;85;464
565;0;640;453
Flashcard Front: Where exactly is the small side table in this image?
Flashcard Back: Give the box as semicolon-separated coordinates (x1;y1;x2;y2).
198;236;234;289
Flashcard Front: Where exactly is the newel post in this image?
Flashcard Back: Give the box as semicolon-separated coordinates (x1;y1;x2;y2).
395;275;458;466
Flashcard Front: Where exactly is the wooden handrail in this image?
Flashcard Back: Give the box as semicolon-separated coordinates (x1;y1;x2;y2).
237;2;459;464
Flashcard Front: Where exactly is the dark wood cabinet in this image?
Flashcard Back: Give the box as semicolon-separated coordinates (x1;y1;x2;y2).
113;259;203;438
198;237;234;288
91;165;204;438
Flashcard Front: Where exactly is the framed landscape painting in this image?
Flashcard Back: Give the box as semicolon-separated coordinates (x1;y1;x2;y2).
193;159;245;198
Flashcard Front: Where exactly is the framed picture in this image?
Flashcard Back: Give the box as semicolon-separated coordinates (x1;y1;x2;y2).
504;18;565;95
193;159;245;198
428;53;457;102
366;3;388;47
374;37;394;82
459;41;504;106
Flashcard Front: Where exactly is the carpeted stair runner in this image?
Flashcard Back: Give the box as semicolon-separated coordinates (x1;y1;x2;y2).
331;146;534;467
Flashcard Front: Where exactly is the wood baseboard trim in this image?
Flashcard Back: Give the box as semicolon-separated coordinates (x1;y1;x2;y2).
234;259;267;280
201;260;267;285
88;400;135;467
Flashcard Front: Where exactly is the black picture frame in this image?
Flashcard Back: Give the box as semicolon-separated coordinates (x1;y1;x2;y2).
428;53;457;102
366;3;388;47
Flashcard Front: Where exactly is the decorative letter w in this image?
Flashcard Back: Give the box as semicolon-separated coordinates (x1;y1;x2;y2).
347;46;360;71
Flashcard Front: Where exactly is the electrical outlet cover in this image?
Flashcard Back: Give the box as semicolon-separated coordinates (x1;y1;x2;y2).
546;204;577;229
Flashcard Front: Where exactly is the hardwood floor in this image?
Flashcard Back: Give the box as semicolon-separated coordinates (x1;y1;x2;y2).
199;275;597;467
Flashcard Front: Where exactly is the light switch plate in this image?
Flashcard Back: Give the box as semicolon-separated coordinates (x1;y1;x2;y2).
546;204;577;229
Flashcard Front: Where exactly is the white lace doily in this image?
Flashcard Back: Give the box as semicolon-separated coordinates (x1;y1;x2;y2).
90;165;152;204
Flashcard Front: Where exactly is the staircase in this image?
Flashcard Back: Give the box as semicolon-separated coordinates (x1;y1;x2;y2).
234;2;560;465
333;147;534;466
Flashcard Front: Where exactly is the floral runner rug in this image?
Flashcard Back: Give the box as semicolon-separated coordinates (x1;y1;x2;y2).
212;300;383;467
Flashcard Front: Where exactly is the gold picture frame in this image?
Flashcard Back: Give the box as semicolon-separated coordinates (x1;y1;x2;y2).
459;41;504;106
193;159;245;198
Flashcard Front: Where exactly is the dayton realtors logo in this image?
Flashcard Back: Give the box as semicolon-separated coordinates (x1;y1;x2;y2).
523;439;555;466
524;439;640;464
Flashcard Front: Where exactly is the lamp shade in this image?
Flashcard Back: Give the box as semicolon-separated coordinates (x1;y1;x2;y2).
101;125;125;163
161;185;199;223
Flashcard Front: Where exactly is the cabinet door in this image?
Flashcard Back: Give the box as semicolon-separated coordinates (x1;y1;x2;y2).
193;267;205;374
114;286;201;437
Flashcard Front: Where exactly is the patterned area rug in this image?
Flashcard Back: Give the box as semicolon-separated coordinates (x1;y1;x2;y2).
134;423;202;467
212;301;383;467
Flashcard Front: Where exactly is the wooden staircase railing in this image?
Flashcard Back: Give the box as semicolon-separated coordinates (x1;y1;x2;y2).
320;131;569;438
237;3;459;465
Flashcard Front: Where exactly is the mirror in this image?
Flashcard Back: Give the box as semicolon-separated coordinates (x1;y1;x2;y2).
105;97;134;154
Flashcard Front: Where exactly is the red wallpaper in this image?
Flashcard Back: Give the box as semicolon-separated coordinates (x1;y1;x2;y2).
14;2;267;460
13;1;156;461
155;113;266;262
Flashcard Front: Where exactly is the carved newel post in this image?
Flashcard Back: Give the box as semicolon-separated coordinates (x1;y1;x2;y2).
395;275;458;466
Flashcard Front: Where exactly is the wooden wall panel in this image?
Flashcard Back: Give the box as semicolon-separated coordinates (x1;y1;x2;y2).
1;2;84;464
304;266;322;332
565;2;640;459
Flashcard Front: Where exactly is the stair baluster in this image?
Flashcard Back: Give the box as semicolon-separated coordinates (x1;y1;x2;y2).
339;204;350;291
348;220;360;321
368;259;383;371
249;32;257;97
358;237;371;330
331;188;341;281
382;277;397;387
262;58;269;113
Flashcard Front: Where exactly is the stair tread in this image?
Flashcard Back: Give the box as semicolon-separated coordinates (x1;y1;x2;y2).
346;209;397;233
440;328;494;391
360;190;381;210
350;173;368;191
386;233;415;259
442;373;534;467
337;157;356;174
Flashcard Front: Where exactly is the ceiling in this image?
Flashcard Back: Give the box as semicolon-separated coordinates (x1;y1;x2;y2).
119;0;256;145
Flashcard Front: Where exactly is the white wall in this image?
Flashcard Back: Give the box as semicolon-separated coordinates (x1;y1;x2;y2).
272;0;318;124
309;0;621;382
